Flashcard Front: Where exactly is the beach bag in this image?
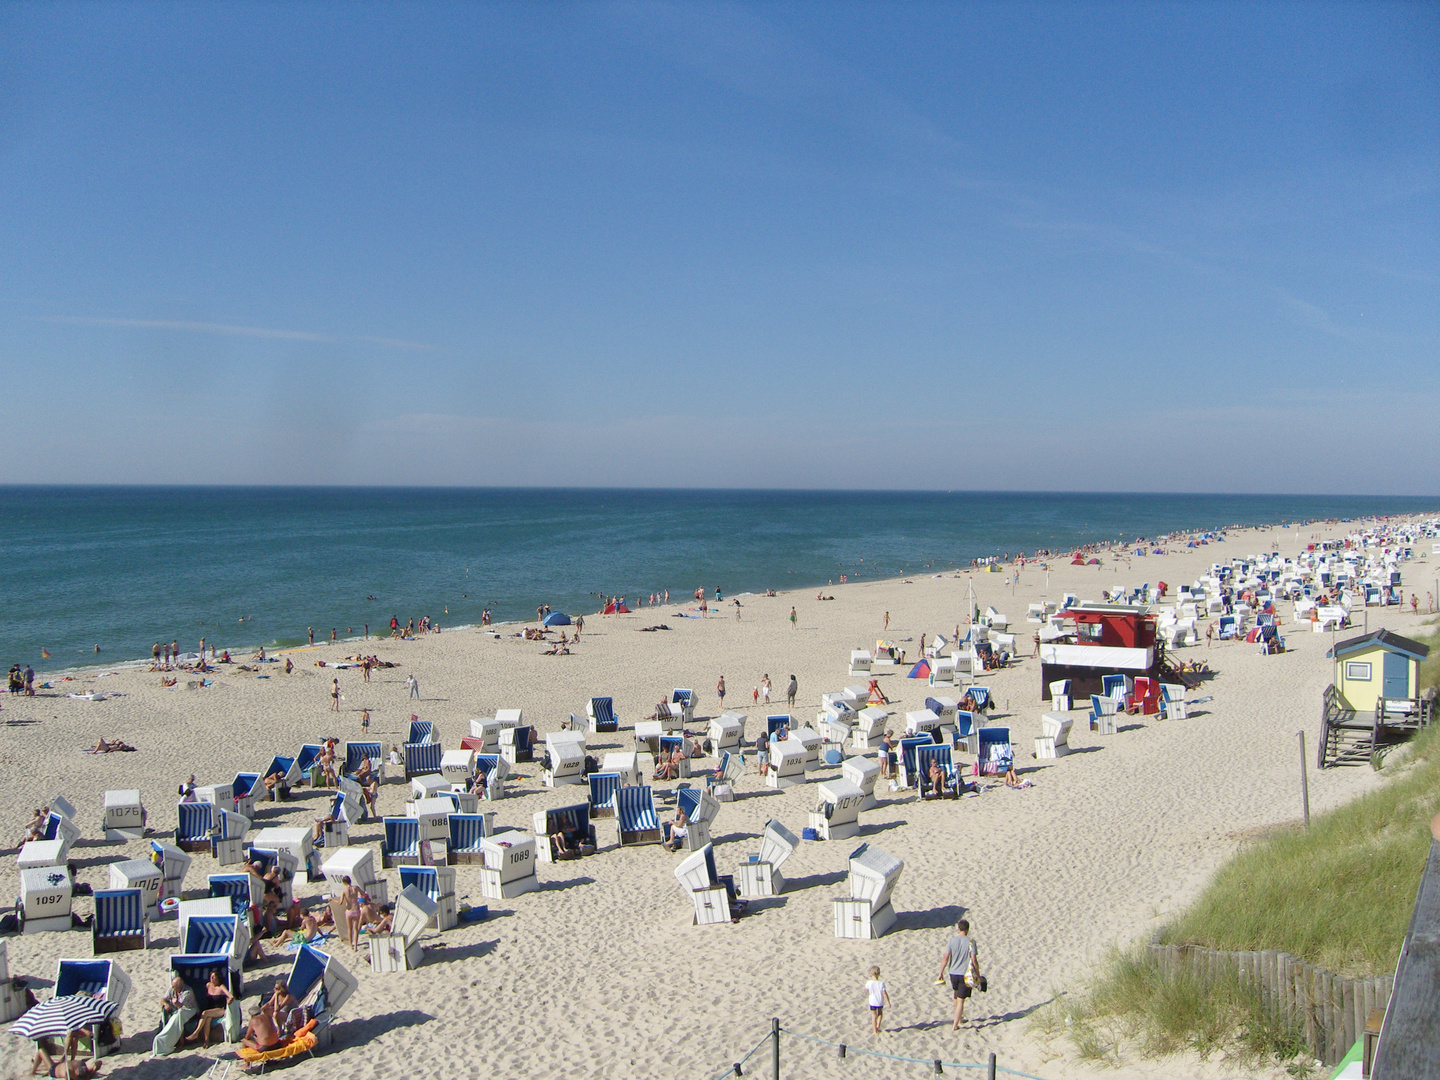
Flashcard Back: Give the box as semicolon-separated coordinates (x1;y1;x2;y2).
965;953;987;993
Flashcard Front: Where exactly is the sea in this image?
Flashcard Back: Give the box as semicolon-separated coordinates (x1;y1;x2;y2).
1;487;1433;674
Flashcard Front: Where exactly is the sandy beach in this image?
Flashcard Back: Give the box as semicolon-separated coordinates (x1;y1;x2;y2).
2;518;1434;1080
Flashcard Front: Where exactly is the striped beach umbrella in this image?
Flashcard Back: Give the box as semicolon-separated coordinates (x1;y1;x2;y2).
9;995;118;1040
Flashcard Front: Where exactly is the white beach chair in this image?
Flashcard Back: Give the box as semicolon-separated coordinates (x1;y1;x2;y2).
832;843;903;939
602;751;640;786
850;705;889;751
928;657;957;686
1035;712;1073;759
788;726;823;764
905;709;942;740
849;650;872;677
668;689;696;727
478;831;539;899
586;696;619;733
499;724;536;765
615;786;664;846
468;717;502;750
765;739;809;789
674;843;736;926
252;826;316;884
841;756;881;810
406;796;455;846
209;808;251;867
675;788;721;851
149;840;191;903
19;865;73;933
288;944;358;1048
369;885;436;973
440;748;476;787
808;779;865;841
534;803;598;863
321;846;388;905
101;790;147;842
1048;680;1072;711
708;712;745;752
109;859;163;919
544;733;586;787
735;820;798;898
399;865;459;930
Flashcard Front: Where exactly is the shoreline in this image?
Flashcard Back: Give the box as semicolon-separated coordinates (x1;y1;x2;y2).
18;510;1433;684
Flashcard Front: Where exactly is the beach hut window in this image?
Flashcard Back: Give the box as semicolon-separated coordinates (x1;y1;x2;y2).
1345;661;1372;681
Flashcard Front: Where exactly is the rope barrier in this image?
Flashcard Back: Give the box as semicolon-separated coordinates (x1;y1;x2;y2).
702;1024;1059;1080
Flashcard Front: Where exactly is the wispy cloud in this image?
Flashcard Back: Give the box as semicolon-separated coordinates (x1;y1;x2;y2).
42;315;434;351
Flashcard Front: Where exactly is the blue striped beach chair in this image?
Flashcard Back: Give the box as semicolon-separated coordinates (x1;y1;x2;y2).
174;801;215;852
55;958;131;1008
264;754;299;790
408;719;435;745
180;914;247;982
208;873;259;921
404;741;443;780
345;741;384;781
446;813;492;865
295;743;324;783
92;889;147;954
915;744;958;798
615;785;662;847
499;724;535;764
897;736;931;789
966;685;993;712
168;955;241;1048
382;816;421;868
230;772;261;818
289;944;359;1049
952;711;977;755
587;772;622;818
975;727;1013;776
586;696;618;733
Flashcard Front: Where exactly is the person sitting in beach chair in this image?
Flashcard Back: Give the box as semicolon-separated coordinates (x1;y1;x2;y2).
927;758;949;798
17;807;47;848
662;807;690;852
653;747;685;782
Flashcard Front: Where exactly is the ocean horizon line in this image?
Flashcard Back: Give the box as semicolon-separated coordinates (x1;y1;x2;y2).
1;482;1438;500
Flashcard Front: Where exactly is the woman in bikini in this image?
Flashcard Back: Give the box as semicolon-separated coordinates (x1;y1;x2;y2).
184;969;234;1048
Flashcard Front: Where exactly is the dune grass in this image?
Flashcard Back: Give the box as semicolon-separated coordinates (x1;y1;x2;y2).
1037;624;1440;1066
1157;622;1439;975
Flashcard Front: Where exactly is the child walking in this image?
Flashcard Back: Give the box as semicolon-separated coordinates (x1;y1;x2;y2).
865;966;891;1034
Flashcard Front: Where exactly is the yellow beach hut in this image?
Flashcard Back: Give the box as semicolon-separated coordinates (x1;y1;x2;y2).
1327;629;1430;713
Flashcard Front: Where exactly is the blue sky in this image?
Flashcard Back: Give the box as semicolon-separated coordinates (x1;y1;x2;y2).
1;2;1435;492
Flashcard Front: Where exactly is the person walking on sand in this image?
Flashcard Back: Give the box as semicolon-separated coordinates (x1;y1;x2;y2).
786;674;797;707
407;673;420;699
789;606;797;629
865;966;892;1034
716;676;725;708
361;708;370;734
330;678;340;711
936;919;977;1030
883;611;889;631
762;674;772;705
308;627;314;646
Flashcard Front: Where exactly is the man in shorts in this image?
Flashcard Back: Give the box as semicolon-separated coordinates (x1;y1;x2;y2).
936;918;976;1029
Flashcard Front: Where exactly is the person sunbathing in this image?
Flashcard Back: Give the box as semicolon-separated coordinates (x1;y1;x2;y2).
90;737;136;753
17;807;47;848
362;905;393;936
550;829;581;860
261;769;286;794
1003;766;1032;789
240;1005;280;1054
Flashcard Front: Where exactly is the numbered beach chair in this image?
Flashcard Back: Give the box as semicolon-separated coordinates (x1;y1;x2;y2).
91;889;147;954
109;860;162;920
477;832;539;899
534;804;598;863
100;790;147;841
209;809;251;866
808;779;865;839
896;736;932;789
615;786;663;847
